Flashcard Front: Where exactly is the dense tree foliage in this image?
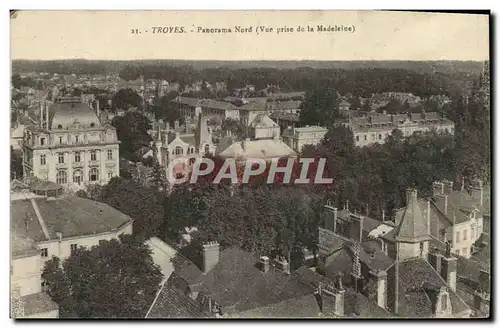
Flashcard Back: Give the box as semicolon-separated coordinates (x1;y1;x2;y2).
41;235;163;318
299;86;341;127
111;88;143;110
151;92;181;124
10;147;23;180
77;177;165;239
111;112;152;162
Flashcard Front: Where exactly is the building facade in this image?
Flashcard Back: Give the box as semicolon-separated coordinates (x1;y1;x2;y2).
282;125;328;152
342;111;455;147
22;97;120;190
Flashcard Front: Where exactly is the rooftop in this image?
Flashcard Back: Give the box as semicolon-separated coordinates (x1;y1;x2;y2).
10;196;133;243
146;283;211;318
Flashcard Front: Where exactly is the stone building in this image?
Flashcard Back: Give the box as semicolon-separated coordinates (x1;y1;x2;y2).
21;97;119;190
282;125;328;152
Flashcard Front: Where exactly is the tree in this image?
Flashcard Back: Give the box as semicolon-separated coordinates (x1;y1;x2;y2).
99;177;165;238
112;88;142;110
300;87;341;127
42;234;163;318
152;92;181;125
10;147;23;180
111;112;152;162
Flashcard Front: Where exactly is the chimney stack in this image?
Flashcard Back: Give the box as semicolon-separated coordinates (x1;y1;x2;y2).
428;249;443;277
443;180;453;194
202;242;220;274
470;179;484;207
370;270;388;309
440;243;457;291
433;181;445;196
333;274;345;316
435;194;448;215
259;256;270;273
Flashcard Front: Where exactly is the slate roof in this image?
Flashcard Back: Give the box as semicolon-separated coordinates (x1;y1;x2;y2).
394;193;430;243
10;196;133;242
218;139;296;159
21;292;58;317
146;284;211;318
397;258;470;317
199;247;313;314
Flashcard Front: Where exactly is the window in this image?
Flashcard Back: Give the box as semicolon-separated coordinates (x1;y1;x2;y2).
463;230;467;241
70;244;78;252
107;171;113;179
356;135;359;142
59;136;63;144
75;135;79;143
107;149;113;160
40;154;46;166
456;231;460;242
73;170;83;185
90;168;99;181
379;134;382;140
57;124;63;129
41;248;48;257
40;137;45;145
471;227;475;240
90;123;95;128
58;153;64;164
175;146;183;155
56;170;67;184
90;150;97;161
205;144;210;154
420;242;424;256
364;135;367;141
74;151;81;162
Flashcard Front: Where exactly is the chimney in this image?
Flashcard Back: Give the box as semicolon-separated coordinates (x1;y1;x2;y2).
440;243;457;292
435;194;448;215
202;242;220;274
470;179;484;207
405;188;418;206
370;270;387;309
259;256;270;273
272;256;290;275
351;243;363;294
443;180;453;194
333;274;345;316
428;249;443;275
382;210;385;222
432;181;445;196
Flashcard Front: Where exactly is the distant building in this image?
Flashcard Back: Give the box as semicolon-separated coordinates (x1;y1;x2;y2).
173;97;240;121
282;125;328;152
342;111;455;147
22;97;120;189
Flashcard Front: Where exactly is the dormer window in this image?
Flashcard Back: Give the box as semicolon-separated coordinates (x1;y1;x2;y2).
90;123;95;128
40;137;45;145
57;124;63;129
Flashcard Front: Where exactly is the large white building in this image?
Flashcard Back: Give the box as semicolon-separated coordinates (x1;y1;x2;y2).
282;125;328;152
10;182;134;318
22;97;120;189
339;111;455;147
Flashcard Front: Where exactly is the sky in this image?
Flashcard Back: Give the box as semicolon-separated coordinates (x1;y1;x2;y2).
10;11;489;61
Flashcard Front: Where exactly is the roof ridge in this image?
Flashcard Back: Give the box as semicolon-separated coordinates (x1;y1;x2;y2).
145;281;166;318
29;198;50;240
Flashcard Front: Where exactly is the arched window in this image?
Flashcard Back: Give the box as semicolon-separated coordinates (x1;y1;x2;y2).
204;144;210;154
56;170;67;184
57;124;63;129
73;170;83;185
107;171;113;179
89;168;99;182
90;123;96;128
175;146;183;155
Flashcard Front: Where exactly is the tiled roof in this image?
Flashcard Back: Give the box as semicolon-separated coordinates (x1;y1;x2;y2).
21;292;58;317
10;196;133;242
398;258;470;317
269;112;300;122
218;139;296;159
146;284;211;318
250;114;278;128
199;247;313;314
